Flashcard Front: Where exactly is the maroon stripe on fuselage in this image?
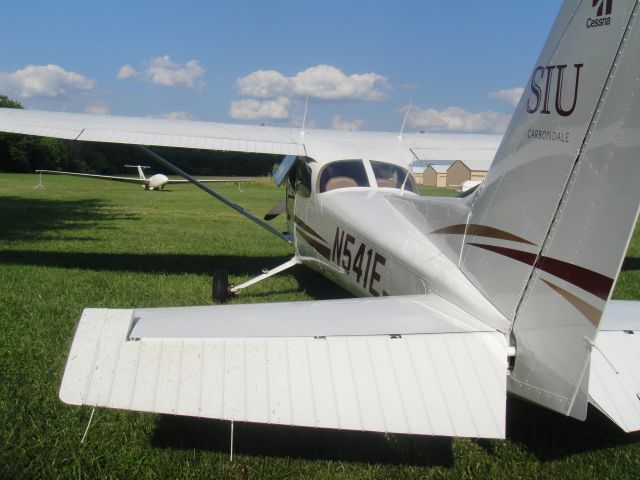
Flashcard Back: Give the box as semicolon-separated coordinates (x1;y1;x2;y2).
297;228;331;260
431;224;536;245
294;216;326;243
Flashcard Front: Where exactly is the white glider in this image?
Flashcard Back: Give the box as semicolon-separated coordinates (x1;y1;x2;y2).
36;164;249;190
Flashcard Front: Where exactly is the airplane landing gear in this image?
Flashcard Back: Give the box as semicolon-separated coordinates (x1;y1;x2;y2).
212;270;232;303
211;257;301;303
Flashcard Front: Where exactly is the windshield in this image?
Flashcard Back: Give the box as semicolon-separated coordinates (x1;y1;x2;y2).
319;160;370;192
370;161;417;193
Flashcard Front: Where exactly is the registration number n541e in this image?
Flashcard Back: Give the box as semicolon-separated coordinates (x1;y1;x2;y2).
330;227;387;296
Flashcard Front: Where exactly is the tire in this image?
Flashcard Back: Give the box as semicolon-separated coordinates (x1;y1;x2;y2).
212;270;230;303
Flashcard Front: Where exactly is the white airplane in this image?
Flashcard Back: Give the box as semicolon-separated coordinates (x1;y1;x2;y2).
36;164;249;190
1;0;639;441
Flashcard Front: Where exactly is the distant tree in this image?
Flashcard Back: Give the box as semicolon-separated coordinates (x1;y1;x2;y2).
0;95;70;172
0;94;279;175
0;95;24;109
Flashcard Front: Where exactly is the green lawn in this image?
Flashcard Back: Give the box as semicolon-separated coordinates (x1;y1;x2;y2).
1;172;639;479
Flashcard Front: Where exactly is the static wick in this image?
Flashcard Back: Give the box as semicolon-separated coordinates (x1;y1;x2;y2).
80;407;96;445
586;336;619;374
229;420;235;463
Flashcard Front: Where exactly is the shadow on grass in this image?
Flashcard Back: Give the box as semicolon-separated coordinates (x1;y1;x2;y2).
0;250;352;300
0;250;288;275
622;257;640;271
478;397;640;461
151;416;453;467
0;196;139;240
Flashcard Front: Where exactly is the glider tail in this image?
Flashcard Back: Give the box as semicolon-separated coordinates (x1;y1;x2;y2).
124;164;149;181
457;0;640;421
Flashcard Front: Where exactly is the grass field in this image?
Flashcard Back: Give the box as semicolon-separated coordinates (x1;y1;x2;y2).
1;172;639;479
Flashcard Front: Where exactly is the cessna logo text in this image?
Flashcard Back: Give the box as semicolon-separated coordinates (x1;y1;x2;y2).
331;227;387;296
526;64;583;117
587;0;612;28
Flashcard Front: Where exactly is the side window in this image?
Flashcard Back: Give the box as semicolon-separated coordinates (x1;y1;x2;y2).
319;160;370;193
288;160;312;197
370;161;417;193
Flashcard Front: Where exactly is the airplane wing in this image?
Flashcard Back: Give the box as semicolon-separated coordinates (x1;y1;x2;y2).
35;169;149;185
0;107;501;165
0;108;305;155
60;294;509;438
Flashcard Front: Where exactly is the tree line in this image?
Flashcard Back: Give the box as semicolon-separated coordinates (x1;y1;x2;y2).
0;95;279;176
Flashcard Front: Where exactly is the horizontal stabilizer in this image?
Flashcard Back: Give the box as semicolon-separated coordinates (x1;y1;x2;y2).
60;296;508;438
589;301;640;432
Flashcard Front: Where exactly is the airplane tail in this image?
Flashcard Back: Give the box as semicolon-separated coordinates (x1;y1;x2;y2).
124;164;150;180
448;0;640;422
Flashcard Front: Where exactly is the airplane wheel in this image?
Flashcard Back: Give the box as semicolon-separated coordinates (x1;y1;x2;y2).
212;270;230;303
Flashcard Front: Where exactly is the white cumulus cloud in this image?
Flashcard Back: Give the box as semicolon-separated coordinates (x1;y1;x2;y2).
407;105;511;134
85;104;110;115
488;87;524;107
117;55;205;90
116;64;137;80
229;96;291;120
0;64;94;99
331;115;364;131
235;64;389;101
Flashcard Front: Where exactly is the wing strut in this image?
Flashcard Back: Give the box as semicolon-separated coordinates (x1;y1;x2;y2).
138;145;291;243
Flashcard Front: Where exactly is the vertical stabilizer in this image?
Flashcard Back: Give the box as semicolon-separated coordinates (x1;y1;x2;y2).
124;164;149;180
455;0;640;419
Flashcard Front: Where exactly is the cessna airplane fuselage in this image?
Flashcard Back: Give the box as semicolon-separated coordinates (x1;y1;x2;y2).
284;158;506;328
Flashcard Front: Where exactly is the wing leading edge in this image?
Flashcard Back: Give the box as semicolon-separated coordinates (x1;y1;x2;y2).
60;295;508;438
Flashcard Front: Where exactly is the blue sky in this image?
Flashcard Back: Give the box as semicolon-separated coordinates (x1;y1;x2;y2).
0;1;560;133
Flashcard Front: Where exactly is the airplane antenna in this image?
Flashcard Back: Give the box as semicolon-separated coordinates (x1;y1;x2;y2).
33;171;45;190
300;96;309;136
401;148;420;196
398;102;413;141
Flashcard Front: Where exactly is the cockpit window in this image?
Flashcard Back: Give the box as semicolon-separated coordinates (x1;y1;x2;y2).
319;160;370;193
370;161;417;193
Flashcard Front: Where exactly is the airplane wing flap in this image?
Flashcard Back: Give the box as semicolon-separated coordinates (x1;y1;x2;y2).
60;298;508;438
77;128;306;155
588;301;640;432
